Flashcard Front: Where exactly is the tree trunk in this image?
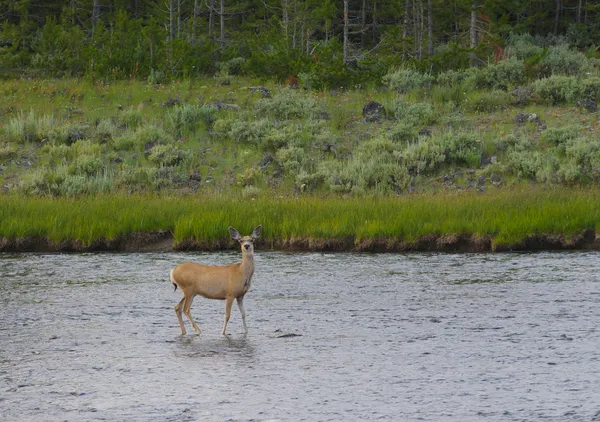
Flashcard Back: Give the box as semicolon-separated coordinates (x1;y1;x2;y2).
282;0;289;47
403;0;410;39
192;0;198;43
220;0;225;48
554;0;560;35
361;0;367;49
343;0;349;63
169;0;175;41
469;4;477;66
576;0;582;23
209;0;215;38
372;0;377;44
92;0;101;34
427;0;433;57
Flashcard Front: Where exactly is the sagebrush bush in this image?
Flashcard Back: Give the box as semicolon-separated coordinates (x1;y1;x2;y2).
95;118;118;142
69;154;104;176
504;34;544;60
118;109;144;129
254;90;318;120
132;125;173;148
166;103;216;136
532;76;582;104
5;110;57;143
464;90;511;112
148;143;188;167
506;150;559;181
399;132;481;175
538;45;595;77
387;122;418;143
275;146;307;174
237;167;263;187
214;118;271;145
389;101;436;126
539;125;580;148
383;68;433;93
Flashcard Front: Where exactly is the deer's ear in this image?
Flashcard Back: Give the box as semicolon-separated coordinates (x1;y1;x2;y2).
229;227;241;241
252;225;262;239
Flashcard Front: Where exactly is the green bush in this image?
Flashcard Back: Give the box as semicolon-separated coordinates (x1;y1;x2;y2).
254;90;318;120
389;101;436;126
538;45;595;77
383;68;433;93
69;154;104;176
214;118;271;145
166;103;217;137
464;90;511;112
275;146;307;175
539;125;580;148
532;76;582;104
118;109;144;129
148;143;189;167
4;110;57;143
506;150;559;181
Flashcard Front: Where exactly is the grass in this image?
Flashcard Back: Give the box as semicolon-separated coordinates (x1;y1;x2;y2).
1;189;599;249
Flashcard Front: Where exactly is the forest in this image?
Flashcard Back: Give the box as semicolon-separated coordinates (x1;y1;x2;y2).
1;0;599;85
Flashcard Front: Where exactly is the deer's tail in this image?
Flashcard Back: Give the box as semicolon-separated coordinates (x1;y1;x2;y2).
170;269;178;292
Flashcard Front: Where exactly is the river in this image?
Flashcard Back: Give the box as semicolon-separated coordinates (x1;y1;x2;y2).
1;251;599;421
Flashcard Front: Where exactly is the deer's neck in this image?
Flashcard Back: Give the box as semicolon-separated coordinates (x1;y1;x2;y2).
240;253;255;276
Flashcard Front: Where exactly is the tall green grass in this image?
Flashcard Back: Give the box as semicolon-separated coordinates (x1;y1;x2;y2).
1;189;599;248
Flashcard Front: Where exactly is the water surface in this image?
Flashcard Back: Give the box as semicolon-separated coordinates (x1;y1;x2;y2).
1;251;599;421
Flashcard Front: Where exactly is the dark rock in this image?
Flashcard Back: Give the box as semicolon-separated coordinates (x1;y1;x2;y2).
249;86;271;98
515;112;539;124
258;154;273;169
418;128;432;137
162;97;181;107
208;101;239;111
276;333;302;338
144;141;158;153
188;172;202;182
576;98;598;113
477;175;486;186
112;157;124;164
363;101;386;123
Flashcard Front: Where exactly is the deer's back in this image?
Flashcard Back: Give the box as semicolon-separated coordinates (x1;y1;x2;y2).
172;262;240;299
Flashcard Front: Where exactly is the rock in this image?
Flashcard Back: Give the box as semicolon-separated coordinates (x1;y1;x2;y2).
576;98;598;113
259;154;273;169
515;112;539;124
162;97;181;107
249;86;271;98
188;172;202;182
208;101;239;111
418;128;432;137
363;101;386;123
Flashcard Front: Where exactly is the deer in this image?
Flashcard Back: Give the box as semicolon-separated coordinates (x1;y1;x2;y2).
170;225;262;336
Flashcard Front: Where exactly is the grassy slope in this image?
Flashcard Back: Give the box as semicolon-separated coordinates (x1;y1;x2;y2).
1;78;600;250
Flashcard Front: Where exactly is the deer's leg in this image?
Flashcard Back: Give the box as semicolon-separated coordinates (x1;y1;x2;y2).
174;297;186;335
183;295;201;333
222;297;234;336
236;296;248;334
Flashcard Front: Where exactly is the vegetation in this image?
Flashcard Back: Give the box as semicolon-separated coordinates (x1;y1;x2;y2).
2;5;600;250
1;190;599;250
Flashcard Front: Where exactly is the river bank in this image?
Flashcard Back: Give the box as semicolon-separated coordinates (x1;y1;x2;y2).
2;190;599;253
1;228;598;253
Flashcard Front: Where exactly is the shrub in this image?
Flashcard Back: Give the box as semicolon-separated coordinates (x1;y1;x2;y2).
389;101;436;126
539;125;580;149
398;132;481;175
275;146;307;174
69;154;104;176
505;34;544;60
5;110;57;143
118;109;144;129
538;45;595;77
323;158;410;194
464;90;511;112
166;103;217;136
387;123;418;143
95;118;118;143
254;91;318;120
131;125;173;149
383;68;433;93
532;76;582;104
506;150;559;181
214;118;271;145
148;143;188;167
237;167;263;187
